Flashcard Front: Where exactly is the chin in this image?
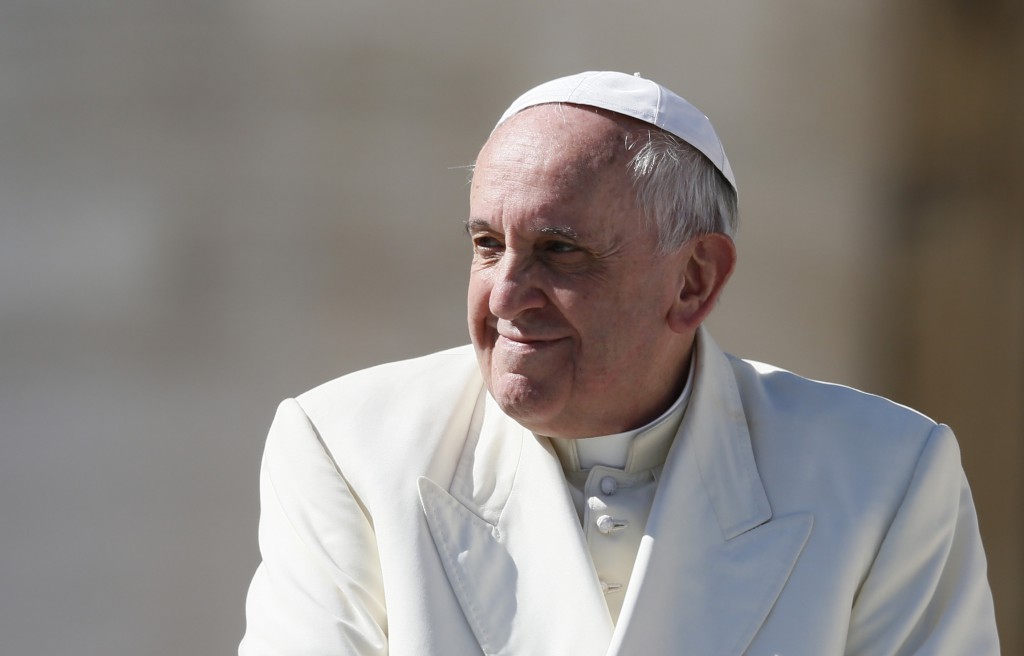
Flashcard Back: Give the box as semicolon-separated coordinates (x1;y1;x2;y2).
488;371;567;435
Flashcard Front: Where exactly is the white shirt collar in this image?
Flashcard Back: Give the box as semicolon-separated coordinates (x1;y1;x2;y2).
548;352;696;473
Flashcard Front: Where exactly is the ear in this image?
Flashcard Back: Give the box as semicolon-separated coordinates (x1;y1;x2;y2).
667;233;737;333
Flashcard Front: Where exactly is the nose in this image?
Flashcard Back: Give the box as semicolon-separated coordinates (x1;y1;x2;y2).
487;251;547;320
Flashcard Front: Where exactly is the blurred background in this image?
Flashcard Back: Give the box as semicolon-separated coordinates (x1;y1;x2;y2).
1;1;1020;653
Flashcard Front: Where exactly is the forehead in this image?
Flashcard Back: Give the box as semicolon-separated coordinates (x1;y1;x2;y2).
472;105;635;204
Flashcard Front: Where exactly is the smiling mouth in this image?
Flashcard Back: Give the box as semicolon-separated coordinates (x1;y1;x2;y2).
496;334;566;351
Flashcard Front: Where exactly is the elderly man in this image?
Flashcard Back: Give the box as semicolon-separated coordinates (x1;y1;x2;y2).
240;72;998;655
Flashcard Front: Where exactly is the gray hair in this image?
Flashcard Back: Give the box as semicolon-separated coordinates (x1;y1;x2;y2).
626;129;738;252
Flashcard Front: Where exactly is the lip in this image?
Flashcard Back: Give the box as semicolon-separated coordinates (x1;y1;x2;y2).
495;334;567;351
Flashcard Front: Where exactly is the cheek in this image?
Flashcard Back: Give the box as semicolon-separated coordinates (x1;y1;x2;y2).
467;274;489;317
467;274;494;345
570;298;659;363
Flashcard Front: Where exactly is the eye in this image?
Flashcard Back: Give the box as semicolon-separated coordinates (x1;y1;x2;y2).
472;235;504;255
543;240;580;255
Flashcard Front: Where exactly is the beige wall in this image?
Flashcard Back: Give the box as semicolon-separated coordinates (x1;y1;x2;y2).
879;1;1024;648
1;1;1018;652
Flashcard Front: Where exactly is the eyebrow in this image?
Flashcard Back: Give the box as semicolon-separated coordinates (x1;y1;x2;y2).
464;219;581;242
537;225;581;241
464;218;490;233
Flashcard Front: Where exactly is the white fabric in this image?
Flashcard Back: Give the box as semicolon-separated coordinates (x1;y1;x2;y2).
239;328;999;655
573;432;632;470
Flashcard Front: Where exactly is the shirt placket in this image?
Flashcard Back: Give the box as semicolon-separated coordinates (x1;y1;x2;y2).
582;465;657;622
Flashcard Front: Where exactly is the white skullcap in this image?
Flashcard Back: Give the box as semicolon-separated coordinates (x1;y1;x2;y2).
495;71;736;192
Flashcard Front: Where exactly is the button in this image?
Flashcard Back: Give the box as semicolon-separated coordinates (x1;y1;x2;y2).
600;580;623;594
596;515;628;534
600;476;618;495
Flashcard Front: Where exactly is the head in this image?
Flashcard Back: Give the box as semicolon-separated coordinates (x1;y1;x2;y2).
467;72;737;438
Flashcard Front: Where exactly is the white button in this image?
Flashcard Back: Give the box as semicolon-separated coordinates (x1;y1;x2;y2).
596;515;628;534
600;580;623;594
600;476;618;495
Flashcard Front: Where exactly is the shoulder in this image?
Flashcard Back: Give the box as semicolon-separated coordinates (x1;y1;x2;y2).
727;353;938;445
724;353;956;517
296;344;480;419
714;350;996;653
280;345;483;484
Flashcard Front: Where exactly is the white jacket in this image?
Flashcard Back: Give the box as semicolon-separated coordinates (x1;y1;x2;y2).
240;329;998;655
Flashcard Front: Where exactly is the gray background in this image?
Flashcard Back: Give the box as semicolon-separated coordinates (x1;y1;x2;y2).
1;1;1020;653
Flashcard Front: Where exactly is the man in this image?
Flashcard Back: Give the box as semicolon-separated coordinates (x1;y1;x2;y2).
240;71;998;655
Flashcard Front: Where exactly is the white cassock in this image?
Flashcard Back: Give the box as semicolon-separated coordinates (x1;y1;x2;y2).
239;327;999;655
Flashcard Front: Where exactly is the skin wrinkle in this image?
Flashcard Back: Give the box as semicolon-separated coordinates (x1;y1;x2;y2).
488;105;642;195
469;112;689;242
464;219;625;271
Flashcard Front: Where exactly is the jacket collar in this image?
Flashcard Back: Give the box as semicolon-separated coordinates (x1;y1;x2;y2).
419;327;812;655
608;327;813;655
418;391;613;655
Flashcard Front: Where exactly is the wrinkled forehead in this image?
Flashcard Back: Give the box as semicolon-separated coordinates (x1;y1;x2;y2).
469;105;649;242
475;104;641;193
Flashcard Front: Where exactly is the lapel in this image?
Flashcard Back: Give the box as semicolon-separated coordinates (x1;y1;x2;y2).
418;391;613;656
609;328;813;655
